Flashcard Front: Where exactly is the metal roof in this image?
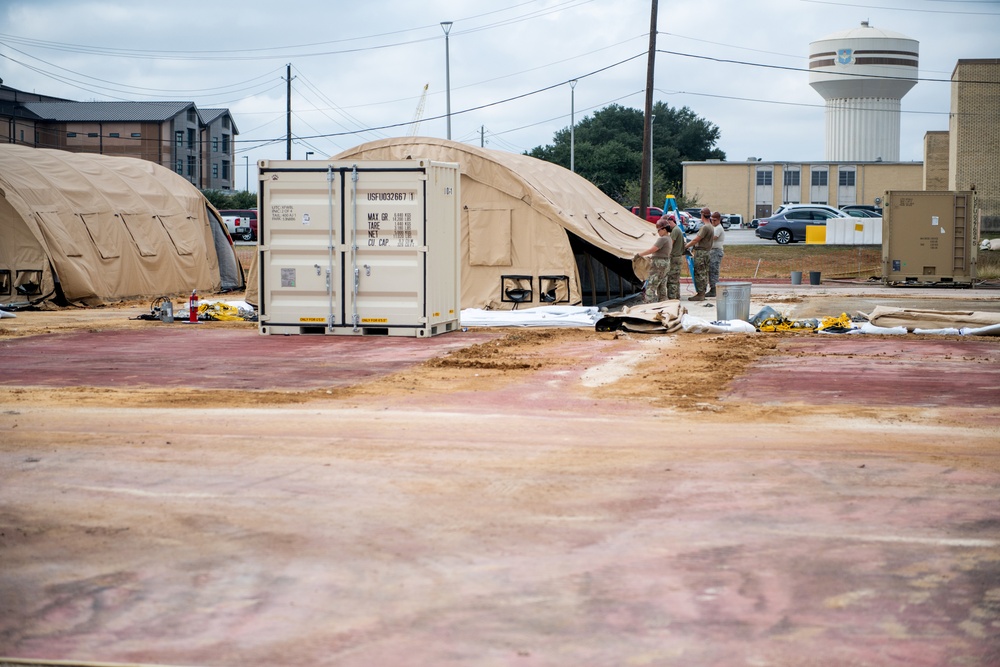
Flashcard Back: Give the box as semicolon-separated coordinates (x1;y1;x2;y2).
21;101;197;123
200;108;239;134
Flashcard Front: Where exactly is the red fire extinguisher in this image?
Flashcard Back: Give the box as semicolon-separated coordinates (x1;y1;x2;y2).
188;289;199;323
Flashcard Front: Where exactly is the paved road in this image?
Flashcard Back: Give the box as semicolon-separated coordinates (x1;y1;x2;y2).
721;227;770;245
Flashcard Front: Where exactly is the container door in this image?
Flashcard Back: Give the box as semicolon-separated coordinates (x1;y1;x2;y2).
260;167;343;329
344;169;426;329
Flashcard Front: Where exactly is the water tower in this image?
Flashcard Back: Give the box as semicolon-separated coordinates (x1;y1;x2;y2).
809;21;919;162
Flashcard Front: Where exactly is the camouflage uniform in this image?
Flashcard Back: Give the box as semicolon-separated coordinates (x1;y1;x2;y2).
691;223;715;296
693;251;711;295
644;257;671;303
708;223;726;292
666;225;685;300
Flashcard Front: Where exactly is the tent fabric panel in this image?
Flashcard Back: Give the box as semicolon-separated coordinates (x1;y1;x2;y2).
156;214;198;256
0;198;53;300
467;208;513;267
79;212;124;259
33;210;88;258
34;211;108;301
119;213;162;257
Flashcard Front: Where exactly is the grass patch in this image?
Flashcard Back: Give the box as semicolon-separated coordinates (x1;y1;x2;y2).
722;245;881;280
723;242;1000;281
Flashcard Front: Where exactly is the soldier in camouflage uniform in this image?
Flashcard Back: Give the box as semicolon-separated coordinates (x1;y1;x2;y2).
683;207;716;301
664;213;686;300
635;217;673;303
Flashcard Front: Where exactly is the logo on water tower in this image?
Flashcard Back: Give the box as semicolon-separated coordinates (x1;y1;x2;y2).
837;48;855;66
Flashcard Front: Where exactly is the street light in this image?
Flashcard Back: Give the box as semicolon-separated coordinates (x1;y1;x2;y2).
570;80;577;173
649;114;656;208
306;151;314;160
441;21;453;141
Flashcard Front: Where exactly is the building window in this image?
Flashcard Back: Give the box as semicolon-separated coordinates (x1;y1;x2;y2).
175;159;183;174
784;170;800;186
19;130;24;142
756;170;772;186
187;155;196;177
175;131;183;147
222;134;230;153
67;132;77;137
187;128;196;149
109;132;119;138
212;137;219;152
87;132;98;138
222;160;230;180
187;108;196;123
839;170;856;186
131;132;141;138
811;170;828;187
212;163;219;178
223;116;230;129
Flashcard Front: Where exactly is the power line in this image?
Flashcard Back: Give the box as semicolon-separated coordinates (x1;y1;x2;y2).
657;49;1000;85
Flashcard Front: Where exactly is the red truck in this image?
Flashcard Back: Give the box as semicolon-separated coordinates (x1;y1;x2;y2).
630;206;665;224
631;206;694;231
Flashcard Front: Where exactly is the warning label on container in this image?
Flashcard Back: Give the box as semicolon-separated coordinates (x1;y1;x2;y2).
280;267;296;287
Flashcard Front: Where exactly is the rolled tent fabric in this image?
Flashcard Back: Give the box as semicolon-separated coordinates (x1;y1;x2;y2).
863;306;1000;331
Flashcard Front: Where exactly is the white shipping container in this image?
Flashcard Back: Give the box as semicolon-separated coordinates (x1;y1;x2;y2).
258;159;461;337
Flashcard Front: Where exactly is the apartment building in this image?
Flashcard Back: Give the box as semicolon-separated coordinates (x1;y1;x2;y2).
1;84;237;191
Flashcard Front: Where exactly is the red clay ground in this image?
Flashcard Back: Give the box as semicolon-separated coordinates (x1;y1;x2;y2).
1;288;999;667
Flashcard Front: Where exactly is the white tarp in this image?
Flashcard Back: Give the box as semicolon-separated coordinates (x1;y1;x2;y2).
461;305;602;328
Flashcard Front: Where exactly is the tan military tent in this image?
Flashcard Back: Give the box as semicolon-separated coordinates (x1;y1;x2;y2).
245;137;655;309
0;144;244;307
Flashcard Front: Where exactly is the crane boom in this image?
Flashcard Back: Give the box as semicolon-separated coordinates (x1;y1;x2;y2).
408;84;429;136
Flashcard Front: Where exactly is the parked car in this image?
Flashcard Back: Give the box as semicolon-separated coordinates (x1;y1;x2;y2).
630;206;668;223
842;208;881;218
755;207;848;244
773;203;846;218
218;209;257;242
841;204;883;216
723;214;742;229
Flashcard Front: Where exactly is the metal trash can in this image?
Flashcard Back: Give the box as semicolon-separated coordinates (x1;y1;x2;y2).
809;271;822;285
716;281;752;322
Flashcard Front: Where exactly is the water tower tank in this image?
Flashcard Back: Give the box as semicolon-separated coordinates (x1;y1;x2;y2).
809;21;918;162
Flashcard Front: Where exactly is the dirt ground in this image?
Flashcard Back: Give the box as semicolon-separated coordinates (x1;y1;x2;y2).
1;287;999;666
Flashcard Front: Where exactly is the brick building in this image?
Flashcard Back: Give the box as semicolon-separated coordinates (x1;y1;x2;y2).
0;84;237;192
949;59;1000;231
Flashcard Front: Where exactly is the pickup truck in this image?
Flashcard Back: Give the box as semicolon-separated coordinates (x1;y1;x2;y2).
630;206;665;224
218;209;257;242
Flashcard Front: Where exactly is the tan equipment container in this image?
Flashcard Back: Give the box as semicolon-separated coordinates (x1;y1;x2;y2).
881;191;977;286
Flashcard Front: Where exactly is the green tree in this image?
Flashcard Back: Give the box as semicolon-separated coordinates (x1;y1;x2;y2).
201;189;257;210
527;101;725;206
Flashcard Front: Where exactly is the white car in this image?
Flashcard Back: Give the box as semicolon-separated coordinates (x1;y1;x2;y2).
773;203;849;219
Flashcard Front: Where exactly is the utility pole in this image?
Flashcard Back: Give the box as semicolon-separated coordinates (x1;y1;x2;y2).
570;80;577;172
639;0;658;220
285;64;294;160
481;125;485;147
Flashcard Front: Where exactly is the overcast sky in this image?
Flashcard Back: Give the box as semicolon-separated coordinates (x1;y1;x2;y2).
2;0;998;187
